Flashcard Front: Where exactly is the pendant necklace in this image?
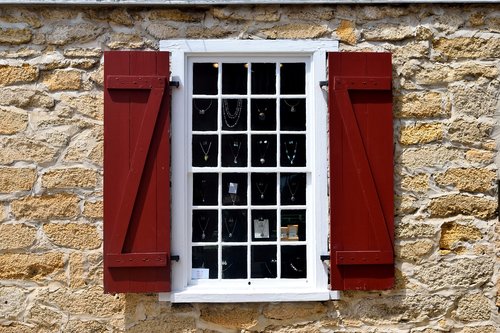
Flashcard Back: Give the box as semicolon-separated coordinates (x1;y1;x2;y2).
256;103;267;121
229;140;242;164
200;179;208;203
287;177;299;202
289;259;304;272
284;99;300;113
193;99;213;115
255;182;268;199
222;99;243;128
199;140;212;161
222;260;233;272
258;140;269;164
198;217;210;240
285;140;298;165
224;217;237;238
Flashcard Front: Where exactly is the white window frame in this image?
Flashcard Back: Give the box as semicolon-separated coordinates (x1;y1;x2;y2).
159;39;339;303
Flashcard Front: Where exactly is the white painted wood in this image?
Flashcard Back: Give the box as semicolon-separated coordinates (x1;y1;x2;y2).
1;0;495;4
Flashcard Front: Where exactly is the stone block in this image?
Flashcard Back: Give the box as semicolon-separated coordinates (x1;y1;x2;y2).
0;205;4;221
433;37;500;59
63;48;102;58
335;20;356;45
400;123;443;145
435;168;495;192
42;167;98;189
394;91;449;119
43;69;82;91
428;194;496;219
83;201;103;219
0;286;27;320
147;8;204;22
0;253;64;280
0;28;32;45
63;128;102;163
0;8;42;28
439;221;482;253
451;84;498;117
0;137;57;165
85;8;134;26
43;223;101;250
186;26;234;38
391;41;429;59
287;6;333;21
395;220;436;238
455;293;491;321
358;5;409;20
146;23;179;39
396;240;433;262
0;224;37;250
401;174;430;192
64;320;109;333
414;62;498;85
46;23;103;45
260;23;329;39
0;107;28;135
448;119;492;147
0;88;54;109
69;252;85;288
60;93;103;121
465;149;494;164
126;316;196;333
400;146;462;169
262;302;327;320
395;195;418;215
11;193;79;220
27;304;62;331
458;326;497;333
363;24;413;41
107;33;145;49
200;303;259;329
0;64;38;86
0;167;36;192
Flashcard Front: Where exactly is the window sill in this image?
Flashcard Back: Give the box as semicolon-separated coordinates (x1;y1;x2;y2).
160;288;339;303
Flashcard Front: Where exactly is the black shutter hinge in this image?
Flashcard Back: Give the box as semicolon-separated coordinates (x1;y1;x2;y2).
169;81;180;88
320;254;330;261
319;81;328;89
170;255;180;262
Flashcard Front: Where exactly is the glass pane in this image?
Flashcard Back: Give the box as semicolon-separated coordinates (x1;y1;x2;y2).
281;210;306;241
193;173;218;206
192;246;218;279
192;135;218;167
222;209;247;242
251;210;276;241
280;173;306;205
280;63;305;95
222;173;247;206
222;98;247;131
281;245;306;278
222;63;247;95
280;98;305;131
280;134;306;167
193;99;217;131
192;210;218;242
251;173;276;205
221;134;247;167
251;63;276;94
251;134;276;167
251;99;276;131
251;245;277;278
222;246;247;279
193;63;218;95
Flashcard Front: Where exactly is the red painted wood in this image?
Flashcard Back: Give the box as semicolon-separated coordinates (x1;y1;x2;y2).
104;51;171;293
329;52;394;291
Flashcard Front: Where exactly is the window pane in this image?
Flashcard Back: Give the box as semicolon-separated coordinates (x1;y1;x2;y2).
280;173;306;205
192;246;218;279
192;135;218;167
251;173;276;205
280;63;305;95
280;134;306;167
281;210;306;241
193;173;218;206
251;99;276;131
280;98;305;131
222;173;247;206
222;98;247;131
251;134;276;167
193;98;217;131
193;63;218;95
222;63;247;94
251;245;277;278
251;210;277;241
192;210;218;242
222;246;247;279
221;134;247;167
222;209;247;242
251;63;276;94
281;245;306;279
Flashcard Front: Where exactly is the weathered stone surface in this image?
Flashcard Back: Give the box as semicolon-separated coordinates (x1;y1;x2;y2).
287;6;333;21
358;5;409;20
69;252;85;288
439;222;482;253
0;106;28;135
451;84;498;117
428;194;496;219
391;41;429;59
27;304;62;331
64;320;108;333
435;168;495;192
0;253;64;280
43;69;82;91
261;23;329;39
363;24;413;41
433;37;500;59
448;119;492;146
0;325;37;333
336;20;356;45
0;88;54;109
43;223;101;250
0;137;57;165
86;8;134;26
186;26;234;38
466;149;494;164
455;293;491;321
83;201;103;219
60;93;103;120
146;23;179;39
42;168;97;189
46;23;103;45
396;240;433;262
212;6;280;22
107;33;145;49
0;286;26;320
400;146;462;169
414;257;493;290
395;195;418;215
394;92;449;119
396;220;436;238
126;316;196;333
0;224;36;250
0;8;42;28
401;174;429;192
200;304;259;329
63;128;102;163
0;64;38;86
0;205;4;221
458;326;497;333
0;28;32;45
263;302;327;320
63;48;102;58
11;194;79;220
400;123;443;145
0;168;36;193
147;8;204;22
70;58;99;70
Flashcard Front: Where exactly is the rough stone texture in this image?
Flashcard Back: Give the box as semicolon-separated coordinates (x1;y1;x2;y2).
466;149;494;164
428;194;497;219
0;106;28;135
412;62;498;85
107;33;146;49
448;119;492;146
146;23;179;39
0;253;64;280
46;23;103;45
458;326;497;333
0;224;37;250
0;205;4;221
394;92;449;119
439;221;482;253
455;293;491;321
0;64;38;86
59;93;103;120
262;302;327;320
147;8;204;22
42;168;98;189
396;240;433;262
400;123;443;145
43;69;82;91
0;137;57;164
400;146;462;169
401;174;429;192
83;200;103;219
200;304;259;329
363;24;413;41
260;23;329;39
433;37;500;59
0;168;36;193
43;223;101;250
435;168;495;192
335;20;356;45
395;220;436;239
0;28;32;45
0;286;26;320
451;84;499;117
0;88;54;109
11;194;79;220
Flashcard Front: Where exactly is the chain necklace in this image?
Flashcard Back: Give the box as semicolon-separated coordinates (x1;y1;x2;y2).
199;179;207;203
256;102;267;120
222;99;243;128
289;260;304;272
198;217;209;240
284;99;300;113
224;217;237;238
258;140;269;164
199;140;212;161
229;140;242;164
255;182;268;199
284;140;298;165
287;177;299;202
193;99;213;115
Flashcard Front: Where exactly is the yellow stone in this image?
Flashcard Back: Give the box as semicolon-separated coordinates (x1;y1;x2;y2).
400;123;443;145
200;303;259;329
435;168;495;192
401;146;462;169
11;194;79;220
440;222;482;253
261;23;329;39
147;8;203;22
0;224;37;250
186;26;233;39
433;37;500;59
0;106;28;135
0;28;32;45
394;92;449;119
0;253;64;280
428;194;496;219
43;69;82;91
396;240;434;262
466;149;494;164
69;252;86;288
0;137;57;164
42;167;98;189
401;174;429;192
59;93;103;120
83;201;103;219
63;48;102;58
0;64;38;86
336;20;356;45
263;302;327;320
363;24;413;41
107;33;145;49
43;223;101;250
456;293;491;321
0;168;36;193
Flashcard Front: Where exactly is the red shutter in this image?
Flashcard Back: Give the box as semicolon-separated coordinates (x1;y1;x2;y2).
104;51;171;293
329;52;394;290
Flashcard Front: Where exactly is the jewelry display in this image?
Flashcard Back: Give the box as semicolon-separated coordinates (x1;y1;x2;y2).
284;140;298;165
289;257;304;272
222;260;233;272
255;181;268;199
256;103;267;120
258;140;269;164
254;217;270;238
198;217;210;240
287;224;299;240
222;99;243;128
193;99;213;115
199;140;212;161
224;217;237;238
280;226;288;241
200;179;207;203
228;182;238;205
284;99;300;113
229;141;242;164
287;177;299;202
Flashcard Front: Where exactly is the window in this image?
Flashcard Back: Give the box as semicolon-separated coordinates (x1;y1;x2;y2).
162;40;338;302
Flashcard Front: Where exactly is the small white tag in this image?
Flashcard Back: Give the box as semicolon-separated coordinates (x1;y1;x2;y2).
228;182;238;194
192;268;209;280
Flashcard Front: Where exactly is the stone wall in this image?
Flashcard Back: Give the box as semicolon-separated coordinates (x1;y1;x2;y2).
0;3;498;332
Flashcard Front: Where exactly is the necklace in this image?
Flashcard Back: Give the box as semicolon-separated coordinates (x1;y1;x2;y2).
222;260;233;272
256;103;267;120
284;99;300;113
284;140;298;165
198;217;209;240
222;99;243;128
199;140;212;161
255;182;268;199
224;217;237;238
287;177;299;202
289;260;304;272
193;99;212;115
229;140;242;164
200;179;207;203
258;140;269;164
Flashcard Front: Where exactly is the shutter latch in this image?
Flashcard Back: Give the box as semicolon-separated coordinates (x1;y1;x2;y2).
320;254;330;261
170;255;180;262
169;81;180;88
319;81;328;89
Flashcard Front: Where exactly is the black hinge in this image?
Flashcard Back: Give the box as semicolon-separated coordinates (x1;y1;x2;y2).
319;81;328;89
170;255;180;262
320;254;330;261
169;81;180;88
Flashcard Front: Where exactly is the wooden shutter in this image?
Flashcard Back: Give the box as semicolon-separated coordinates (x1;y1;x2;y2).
329;52;394;290
104;51;171;293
